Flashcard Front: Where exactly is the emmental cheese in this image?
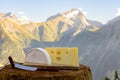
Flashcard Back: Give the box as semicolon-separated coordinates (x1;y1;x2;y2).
45;47;79;67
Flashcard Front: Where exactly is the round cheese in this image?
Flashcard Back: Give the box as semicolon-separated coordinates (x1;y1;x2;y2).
25;48;51;65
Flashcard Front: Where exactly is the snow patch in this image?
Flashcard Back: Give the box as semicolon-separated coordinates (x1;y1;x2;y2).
63;9;80;18
78;8;88;17
18;16;30;24
116;8;120;16
17;11;30;24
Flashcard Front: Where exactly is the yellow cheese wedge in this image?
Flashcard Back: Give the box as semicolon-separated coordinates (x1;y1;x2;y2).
45;47;79;67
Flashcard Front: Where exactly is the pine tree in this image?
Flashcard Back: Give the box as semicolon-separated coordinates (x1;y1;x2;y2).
104;77;110;80
114;70;119;80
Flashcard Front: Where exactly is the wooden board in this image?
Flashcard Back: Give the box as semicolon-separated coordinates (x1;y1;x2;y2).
23;62;80;70
0;64;92;80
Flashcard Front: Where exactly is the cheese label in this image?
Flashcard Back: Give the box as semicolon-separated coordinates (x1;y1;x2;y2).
45;47;79;67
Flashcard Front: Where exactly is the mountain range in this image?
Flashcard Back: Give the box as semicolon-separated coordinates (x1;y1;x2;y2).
0;8;120;80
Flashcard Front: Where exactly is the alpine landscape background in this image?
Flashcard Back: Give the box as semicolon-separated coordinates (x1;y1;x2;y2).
0;8;120;80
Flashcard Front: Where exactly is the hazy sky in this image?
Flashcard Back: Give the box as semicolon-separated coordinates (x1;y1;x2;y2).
0;0;120;23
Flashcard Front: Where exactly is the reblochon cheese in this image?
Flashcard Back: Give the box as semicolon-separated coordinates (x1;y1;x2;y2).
45;47;79;67
25;48;51;65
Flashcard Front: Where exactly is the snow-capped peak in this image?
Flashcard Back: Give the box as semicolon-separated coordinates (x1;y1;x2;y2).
0;12;15;19
18;16;30;24
62;9;83;19
60;8;90;26
5;12;14;17
0;12;30;24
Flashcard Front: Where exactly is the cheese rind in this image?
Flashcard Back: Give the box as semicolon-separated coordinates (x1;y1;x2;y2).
25;48;51;65
45;47;79;67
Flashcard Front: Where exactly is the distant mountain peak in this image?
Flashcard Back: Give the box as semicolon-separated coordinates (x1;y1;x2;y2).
0;12;15;18
46;8;85;21
61;8;84;19
107;16;120;24
0;12;30;24
5;12;14;17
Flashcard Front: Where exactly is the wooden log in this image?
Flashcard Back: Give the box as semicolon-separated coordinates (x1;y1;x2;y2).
0;64;92;80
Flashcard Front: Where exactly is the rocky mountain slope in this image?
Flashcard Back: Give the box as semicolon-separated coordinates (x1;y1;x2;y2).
37;9;102;42
0;13;39;65
68;16;120;80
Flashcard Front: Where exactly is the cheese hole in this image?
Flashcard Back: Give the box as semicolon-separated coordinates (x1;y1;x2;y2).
57;51;61;55
66;51;69;54
56;57;61;61
51;51;54;54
